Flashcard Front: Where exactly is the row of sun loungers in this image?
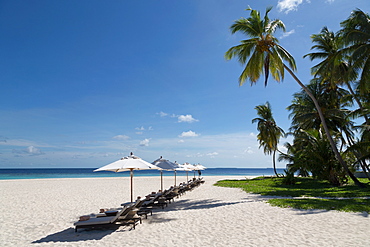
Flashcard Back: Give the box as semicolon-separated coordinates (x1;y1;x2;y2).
74;177;205;232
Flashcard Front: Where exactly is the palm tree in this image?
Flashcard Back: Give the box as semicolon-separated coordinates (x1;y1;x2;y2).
288;79;353;140
304;26;369;125
252;102;285;176
304;20;370;177
340;9;370;96
225;7;364;187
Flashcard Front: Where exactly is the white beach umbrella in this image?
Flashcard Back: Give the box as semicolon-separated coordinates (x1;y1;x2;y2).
152;156;180;191
193;163;206;178
94;152;160;202
176;163;194;182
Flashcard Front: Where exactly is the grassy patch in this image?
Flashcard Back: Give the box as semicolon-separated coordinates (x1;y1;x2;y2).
269;198;370;212
214;177;370;213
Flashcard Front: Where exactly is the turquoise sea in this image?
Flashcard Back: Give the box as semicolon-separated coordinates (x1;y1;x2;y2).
0;168;285;180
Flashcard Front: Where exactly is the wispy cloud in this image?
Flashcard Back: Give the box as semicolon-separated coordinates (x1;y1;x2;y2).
0;132;291;168
277;0;307;13
135;126;153;135
157;111;168;117
179;130;199;137
12;146;44;156
206;152;219;158
112;135;130;140
280;29;295;39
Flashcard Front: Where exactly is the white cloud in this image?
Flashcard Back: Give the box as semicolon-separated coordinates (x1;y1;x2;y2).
135;126;153;134
27;146;43;155
0;131;291;168
179;130;199;137
112;135;130;140
157;111;168;117
139;139;150;146
12;146;44;156
206;152;219;157
177;115;199;123
280;29;295;39
243;147;255;154
277;0;306;13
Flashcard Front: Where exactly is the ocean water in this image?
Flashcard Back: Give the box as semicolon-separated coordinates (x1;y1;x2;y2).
0;168;285;180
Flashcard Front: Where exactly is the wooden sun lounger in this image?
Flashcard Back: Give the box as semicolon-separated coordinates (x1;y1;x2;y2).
74;204;137;232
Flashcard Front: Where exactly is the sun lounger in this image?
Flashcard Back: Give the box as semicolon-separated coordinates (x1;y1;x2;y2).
163;187;179;203
141;193;167;209
74;204;137;232
117;208;142;229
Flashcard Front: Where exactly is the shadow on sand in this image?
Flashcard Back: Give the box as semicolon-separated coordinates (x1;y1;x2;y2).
164;198;248;212
31;211;180;243
31;224;130;244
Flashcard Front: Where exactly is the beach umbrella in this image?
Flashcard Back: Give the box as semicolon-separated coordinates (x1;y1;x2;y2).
177;162;194;182
193;163;206;178
152;156;180;191
94;152;160;202
194;164;207;177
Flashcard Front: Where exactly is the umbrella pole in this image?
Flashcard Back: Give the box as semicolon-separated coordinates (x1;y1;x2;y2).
186;171;188;182
161;170;163;192
174;170;177;186
130;169;133;202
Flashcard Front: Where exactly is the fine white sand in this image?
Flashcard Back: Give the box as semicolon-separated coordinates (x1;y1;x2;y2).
0;175;369;246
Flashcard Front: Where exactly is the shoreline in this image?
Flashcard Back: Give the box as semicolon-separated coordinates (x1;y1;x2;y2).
1;176;369;246
0;175;252;182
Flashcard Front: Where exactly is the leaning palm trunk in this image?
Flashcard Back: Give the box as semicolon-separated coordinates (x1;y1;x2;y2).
273;149;279;177
284;64;365;187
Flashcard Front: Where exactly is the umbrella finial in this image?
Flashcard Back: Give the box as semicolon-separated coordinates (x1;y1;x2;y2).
130;152;133;156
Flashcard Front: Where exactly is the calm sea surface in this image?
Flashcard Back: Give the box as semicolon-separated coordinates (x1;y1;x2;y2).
0;168;285;180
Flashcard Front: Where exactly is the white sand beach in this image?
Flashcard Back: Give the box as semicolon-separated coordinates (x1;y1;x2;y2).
0;176;369;246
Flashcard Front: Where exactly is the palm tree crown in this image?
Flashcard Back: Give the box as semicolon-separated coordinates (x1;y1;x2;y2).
340;9;370;95
225;7;296;86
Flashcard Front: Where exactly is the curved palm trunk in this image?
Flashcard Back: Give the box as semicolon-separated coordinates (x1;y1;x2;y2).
273;149;279;177
284;64;365;188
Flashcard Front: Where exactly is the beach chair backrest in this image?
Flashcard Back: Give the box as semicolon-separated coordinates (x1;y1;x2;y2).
110;204;134;223
134;199;146;209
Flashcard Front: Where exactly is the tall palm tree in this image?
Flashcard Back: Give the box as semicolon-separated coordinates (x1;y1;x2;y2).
225;7;364;187
304;26;369;124
340;9;370;96
304;21;370;177
252;102;285;176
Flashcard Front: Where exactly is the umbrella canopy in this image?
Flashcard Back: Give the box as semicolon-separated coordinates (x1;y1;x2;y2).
94;152;160;202
152;156;180;191
176;163;194;182
152;157;180;170
193;164;206;178
194;164;207;170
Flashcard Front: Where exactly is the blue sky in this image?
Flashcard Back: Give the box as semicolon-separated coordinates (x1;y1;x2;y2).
0;0;368;168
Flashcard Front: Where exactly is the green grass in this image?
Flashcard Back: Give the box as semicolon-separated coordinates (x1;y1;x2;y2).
269;198;370;212
214;177;370;213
